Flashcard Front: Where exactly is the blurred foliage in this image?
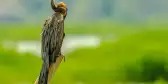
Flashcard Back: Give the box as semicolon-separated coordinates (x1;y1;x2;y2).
1;22;167;41
0;47;41;84
1;0;168;83
0;24;168;83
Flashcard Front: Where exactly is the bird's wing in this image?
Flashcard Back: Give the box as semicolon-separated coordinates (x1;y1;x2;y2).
48;13;64;63
41;12;64;64
41;19;51;62
38;22;51;84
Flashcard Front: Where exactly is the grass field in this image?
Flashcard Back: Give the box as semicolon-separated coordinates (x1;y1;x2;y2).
0;22;157;41
0;23;168;84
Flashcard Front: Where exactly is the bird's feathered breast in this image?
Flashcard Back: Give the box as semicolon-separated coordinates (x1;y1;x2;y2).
41;12;64;64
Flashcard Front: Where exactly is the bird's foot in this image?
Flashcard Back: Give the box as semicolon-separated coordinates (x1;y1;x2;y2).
61;54;66;62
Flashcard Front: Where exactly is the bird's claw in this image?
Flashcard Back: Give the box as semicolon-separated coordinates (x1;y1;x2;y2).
61;54;66;62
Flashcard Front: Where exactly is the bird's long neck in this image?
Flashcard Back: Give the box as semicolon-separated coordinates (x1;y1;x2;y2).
51;0;57;10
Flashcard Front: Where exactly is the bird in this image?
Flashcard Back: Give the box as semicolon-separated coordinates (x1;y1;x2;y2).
34;0;68;84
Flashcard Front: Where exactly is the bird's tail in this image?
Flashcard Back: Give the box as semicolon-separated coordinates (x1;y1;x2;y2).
34;53;49;84
37;62;49;84
34;55;64;84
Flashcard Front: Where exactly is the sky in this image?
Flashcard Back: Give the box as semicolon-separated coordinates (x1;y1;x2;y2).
0;0;168;23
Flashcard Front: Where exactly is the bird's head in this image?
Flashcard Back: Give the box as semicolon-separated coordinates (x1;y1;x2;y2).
57;2;67;16
51;0;67;17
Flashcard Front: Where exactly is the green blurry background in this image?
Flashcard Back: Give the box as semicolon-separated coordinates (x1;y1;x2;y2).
0;0;168;84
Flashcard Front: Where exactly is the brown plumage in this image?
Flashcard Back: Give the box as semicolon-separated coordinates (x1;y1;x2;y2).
35;0;67;84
